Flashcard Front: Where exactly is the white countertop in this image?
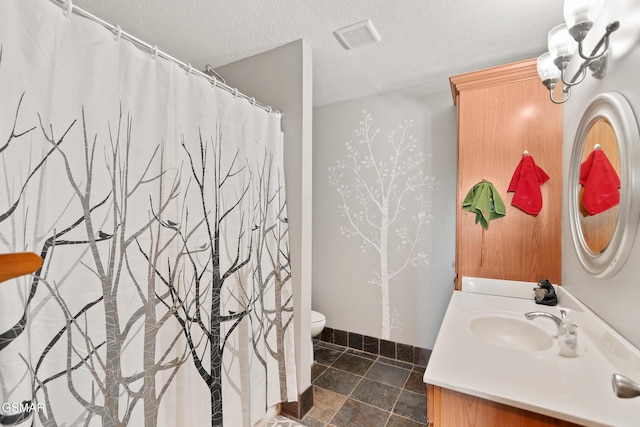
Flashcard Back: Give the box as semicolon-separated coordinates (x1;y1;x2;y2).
424;277;640;427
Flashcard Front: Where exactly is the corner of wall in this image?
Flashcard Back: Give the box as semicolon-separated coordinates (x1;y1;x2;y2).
217;39;314;393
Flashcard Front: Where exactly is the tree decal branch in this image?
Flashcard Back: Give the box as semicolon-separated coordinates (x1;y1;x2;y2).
328;110;437;339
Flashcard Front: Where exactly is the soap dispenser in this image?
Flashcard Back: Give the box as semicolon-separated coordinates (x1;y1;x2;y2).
558;309;578;357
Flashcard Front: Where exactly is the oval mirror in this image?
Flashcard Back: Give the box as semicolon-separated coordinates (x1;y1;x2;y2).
578;118;619;254
569;92;640;278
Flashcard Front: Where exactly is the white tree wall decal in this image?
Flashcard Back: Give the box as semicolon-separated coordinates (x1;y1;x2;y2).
328;110;437;339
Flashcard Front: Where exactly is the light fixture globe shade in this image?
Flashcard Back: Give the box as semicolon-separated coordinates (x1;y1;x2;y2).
537;52;561;84
548;24;577;69
564;0;603;28
564;0;603;41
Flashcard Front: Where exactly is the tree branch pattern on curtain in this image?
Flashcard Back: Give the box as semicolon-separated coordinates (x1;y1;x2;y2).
0;1;296;426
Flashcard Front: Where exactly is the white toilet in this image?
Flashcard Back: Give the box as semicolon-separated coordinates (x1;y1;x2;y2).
310;310;326;338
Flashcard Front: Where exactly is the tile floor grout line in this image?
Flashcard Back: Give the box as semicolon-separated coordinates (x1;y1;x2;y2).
311;341;428;426
325;383;394;427
319;356;399;427
330;355;408;426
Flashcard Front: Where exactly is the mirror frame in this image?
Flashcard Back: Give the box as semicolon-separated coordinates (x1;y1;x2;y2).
569;92;640;278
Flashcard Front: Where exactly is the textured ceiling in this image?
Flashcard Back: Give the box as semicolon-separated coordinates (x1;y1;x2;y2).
71;0;564;106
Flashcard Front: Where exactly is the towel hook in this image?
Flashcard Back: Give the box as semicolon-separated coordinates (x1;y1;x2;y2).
523;150;530;157
594;143;602;150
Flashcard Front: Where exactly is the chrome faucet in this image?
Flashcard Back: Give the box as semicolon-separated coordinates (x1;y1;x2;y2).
524;309;566;330
612;373;640;398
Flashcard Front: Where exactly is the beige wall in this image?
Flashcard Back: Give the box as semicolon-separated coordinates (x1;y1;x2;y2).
313;85;457;349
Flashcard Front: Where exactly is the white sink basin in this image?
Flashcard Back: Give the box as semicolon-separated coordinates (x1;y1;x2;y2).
425;286;640;426
469;315;554;352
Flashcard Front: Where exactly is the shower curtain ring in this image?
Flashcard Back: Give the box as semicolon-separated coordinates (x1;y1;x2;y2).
250;97;256;107
233;88;239;98
113;25;122;41
152;45;158;59
186;63;192;76
211;77;217;88
64;0;73;17
268;106;272;113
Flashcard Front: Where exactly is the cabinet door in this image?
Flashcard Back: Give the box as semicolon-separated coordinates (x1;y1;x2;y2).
430;385;581;427
451;59;563;289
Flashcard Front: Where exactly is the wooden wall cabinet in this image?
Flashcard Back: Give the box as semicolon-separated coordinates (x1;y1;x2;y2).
450;59;563;290
427;385;582;427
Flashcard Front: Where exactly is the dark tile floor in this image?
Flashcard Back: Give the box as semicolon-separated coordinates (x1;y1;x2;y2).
302;340;428;427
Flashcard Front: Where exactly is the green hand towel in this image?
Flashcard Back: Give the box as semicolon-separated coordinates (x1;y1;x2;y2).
462;181;506;229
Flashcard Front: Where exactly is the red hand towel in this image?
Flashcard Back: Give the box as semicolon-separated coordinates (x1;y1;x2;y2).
507;155;550;216
579;149;620;215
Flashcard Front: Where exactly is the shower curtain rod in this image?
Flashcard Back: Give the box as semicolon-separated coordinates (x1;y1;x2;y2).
48;0;281;116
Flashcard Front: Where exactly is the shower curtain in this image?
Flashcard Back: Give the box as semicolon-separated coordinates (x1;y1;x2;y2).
0;1;296;426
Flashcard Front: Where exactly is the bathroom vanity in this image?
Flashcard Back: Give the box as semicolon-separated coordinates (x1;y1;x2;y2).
424;277;640;427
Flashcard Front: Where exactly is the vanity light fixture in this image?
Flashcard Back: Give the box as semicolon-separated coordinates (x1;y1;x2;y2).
537;0;619;104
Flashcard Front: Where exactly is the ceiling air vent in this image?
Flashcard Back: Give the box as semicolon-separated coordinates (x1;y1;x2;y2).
333;19;381;50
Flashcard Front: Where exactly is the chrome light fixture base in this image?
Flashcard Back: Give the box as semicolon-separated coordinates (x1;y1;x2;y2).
589;55;607;79
553;54;573;70
541;79;557;92
568;21;593;43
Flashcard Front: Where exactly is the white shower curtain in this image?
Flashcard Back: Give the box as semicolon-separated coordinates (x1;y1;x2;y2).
0;1;296;426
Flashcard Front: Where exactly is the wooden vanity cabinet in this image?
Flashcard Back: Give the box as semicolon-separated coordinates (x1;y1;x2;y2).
427;384;583;427
450;59;563;290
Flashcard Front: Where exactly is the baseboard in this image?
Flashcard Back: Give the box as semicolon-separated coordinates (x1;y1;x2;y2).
280;385;313;420
319;327;432;367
